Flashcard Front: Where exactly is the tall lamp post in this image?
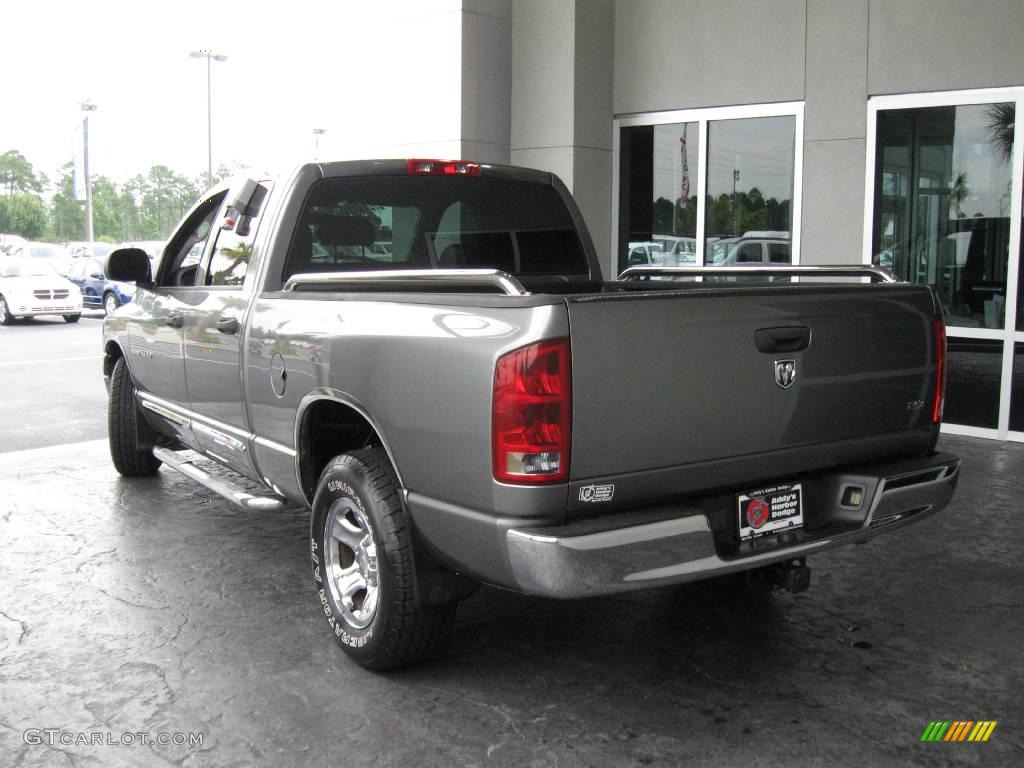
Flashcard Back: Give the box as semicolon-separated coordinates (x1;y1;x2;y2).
313;128;326;160
189;50;228;186
80;100;98;243
732;168;740;235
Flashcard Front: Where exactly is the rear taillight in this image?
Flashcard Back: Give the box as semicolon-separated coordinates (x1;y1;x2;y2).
932;318;946;423
492;339;571;484
406;158;481;176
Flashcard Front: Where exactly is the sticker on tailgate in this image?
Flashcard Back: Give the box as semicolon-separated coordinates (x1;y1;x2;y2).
737;483;803;540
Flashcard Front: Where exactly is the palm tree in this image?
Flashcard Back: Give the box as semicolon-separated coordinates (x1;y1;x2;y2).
985;103;1015;164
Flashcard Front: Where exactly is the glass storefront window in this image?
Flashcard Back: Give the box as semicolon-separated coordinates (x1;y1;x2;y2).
618;107;799;273
1012;343;1024;433
872;103;1014;329
619;122;699;271
944;338;1004;429
705;116;794;265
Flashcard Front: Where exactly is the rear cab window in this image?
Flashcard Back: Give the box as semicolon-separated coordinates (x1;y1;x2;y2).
282;176;589;283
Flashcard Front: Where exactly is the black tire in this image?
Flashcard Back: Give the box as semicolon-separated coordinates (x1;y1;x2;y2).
0;295;14;325
311;447;456;670
108;357;162;476
103;292;119;316
63;314;81;323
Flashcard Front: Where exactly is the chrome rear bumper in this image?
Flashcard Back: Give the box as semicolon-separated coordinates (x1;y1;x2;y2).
506;453;960;598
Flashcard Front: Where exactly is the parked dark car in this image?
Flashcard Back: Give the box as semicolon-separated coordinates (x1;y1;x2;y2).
66;257;136;314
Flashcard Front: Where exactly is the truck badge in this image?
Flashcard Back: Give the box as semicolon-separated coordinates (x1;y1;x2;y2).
774;359;796;389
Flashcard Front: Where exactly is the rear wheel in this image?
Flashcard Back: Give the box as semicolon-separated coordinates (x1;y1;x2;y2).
63;314;81;323
0;295;14;325
311;447;456;670
108;357;162;476
103;292;119;315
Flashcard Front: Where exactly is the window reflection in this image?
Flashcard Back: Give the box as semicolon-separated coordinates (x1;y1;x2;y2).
705;116;794;264
873;103;1014;328
618;122;699;270
618;113;796;272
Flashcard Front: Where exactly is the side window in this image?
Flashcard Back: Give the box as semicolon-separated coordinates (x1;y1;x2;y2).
735;242;763;263
283;180;421;282
203;182;272;287
157;192;227;288
88;259;104;278
768;243;791;264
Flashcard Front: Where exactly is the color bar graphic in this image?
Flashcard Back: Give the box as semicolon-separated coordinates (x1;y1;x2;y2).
921;721;997;742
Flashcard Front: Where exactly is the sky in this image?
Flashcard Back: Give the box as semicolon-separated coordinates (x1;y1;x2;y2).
1;0;464;192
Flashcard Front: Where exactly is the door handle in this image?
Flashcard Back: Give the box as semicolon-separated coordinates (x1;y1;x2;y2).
755;326;811;353
215;316;240;335
166;313;184;329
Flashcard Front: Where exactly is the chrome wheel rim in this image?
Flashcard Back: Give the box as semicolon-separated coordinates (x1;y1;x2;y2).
105;295;117;314
0;297;7;318
323;498;379;630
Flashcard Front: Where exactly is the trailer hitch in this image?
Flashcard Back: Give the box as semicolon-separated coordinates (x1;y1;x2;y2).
746;558;811;593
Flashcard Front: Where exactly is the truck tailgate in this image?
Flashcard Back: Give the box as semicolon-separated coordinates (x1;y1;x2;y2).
567;284;939;490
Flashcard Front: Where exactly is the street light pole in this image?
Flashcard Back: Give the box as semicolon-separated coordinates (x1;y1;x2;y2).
732;168;740;235
80;100;98;243
313;128;326;160
189;50;228;187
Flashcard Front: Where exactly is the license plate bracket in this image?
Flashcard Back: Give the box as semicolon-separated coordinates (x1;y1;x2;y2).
737;483;803;540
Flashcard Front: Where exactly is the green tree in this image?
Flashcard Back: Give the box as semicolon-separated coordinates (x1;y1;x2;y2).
652;197;674;233
0;194;48;238
137;166;200;238
49;163;85;241
0;150;43;195
90;177;125;241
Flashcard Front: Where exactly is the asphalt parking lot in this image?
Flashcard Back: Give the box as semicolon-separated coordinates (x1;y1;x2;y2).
1;320;1022;767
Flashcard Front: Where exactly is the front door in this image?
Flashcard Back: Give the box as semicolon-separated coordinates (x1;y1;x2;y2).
126;190;227;448
183;181;271;476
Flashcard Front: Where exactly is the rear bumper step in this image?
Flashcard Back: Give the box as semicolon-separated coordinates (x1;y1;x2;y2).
153;447;286;512
506;453;960;598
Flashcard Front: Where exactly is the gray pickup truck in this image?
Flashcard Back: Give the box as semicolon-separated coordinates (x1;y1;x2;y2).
103;159;959;669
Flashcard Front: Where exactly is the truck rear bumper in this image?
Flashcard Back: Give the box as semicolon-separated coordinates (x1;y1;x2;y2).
505;452;960;598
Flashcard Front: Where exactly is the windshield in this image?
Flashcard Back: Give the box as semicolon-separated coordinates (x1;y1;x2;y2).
28;243;63;259
0;258;59;278
92;243;114;258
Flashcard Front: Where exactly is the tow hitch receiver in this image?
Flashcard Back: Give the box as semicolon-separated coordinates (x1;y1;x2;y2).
746;559;811;593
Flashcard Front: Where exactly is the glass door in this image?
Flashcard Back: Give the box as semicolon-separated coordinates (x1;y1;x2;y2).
868;90;1022;440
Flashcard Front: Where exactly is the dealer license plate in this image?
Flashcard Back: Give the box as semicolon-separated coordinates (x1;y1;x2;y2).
737;483;803;540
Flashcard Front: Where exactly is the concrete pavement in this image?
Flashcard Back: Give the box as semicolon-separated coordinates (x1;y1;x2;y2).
0;435;1021;767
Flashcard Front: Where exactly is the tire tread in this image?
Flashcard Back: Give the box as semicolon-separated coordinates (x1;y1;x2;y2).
108;357;161;477
319;448;455;670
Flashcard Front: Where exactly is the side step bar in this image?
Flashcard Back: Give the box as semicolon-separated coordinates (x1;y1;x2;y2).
153;447;286;512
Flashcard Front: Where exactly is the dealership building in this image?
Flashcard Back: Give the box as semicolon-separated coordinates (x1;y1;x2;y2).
387;0;1023;442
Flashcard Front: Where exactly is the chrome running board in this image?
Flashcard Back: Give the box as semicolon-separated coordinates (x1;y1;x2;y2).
153;447;286;512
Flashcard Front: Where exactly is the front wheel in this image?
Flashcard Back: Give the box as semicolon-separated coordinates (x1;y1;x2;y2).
0;295;14;325
108;357;162;476
311;447;455;670
63;314;81;323
103;292;119;315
